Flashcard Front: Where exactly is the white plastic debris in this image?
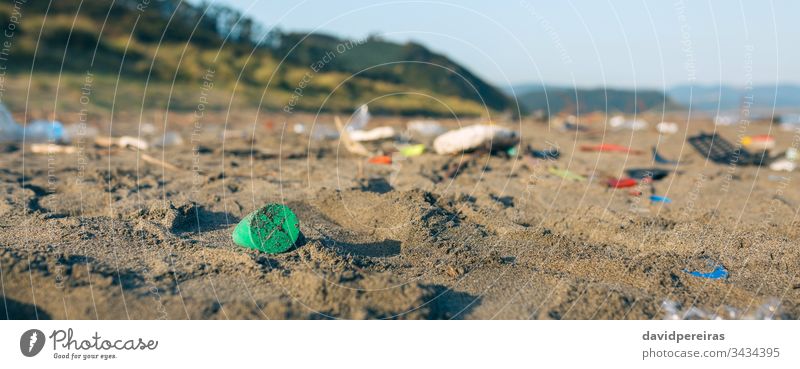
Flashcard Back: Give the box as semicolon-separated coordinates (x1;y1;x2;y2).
609;116;648;131
117;136;149;150
348;126;396;142
769;159;794;172
152;131;184;147
656;122;679;135
347;104;370;132
407;120;446;137
62;123;98;144
433;124;519;155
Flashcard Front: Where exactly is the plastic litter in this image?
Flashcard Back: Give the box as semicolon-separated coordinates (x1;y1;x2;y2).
368;155;392;165
152;131;184;147
609;116;648;131
688;133;766;166
649;195;672;203
347;104;370;132
656;122;679;135
531;147;560;160
62;123;99;144
741;135;775;151
399;144;425;157
95;136;149;151
24;120;65;142
349;126;396;142
684;260;729;280
625;168;669;181
607;178;637;188
294;123;340;140
548;167;585;181
0;103;22;142
652;147;679;165
580;143;642;154
232;203;300;254
407;120;446;137
433;124;519;155
769;159;796;172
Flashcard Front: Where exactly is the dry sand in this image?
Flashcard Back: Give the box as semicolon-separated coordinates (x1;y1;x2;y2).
1;112;799;319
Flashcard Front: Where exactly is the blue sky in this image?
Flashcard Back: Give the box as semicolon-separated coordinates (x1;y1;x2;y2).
208;0;798;89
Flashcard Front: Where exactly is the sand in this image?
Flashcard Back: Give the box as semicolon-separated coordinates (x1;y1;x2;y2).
1;112;799;319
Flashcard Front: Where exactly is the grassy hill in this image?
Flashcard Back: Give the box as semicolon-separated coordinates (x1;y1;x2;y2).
0;0;509;117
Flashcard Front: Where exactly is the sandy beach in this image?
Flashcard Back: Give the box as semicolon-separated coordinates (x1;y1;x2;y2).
1;112;798;319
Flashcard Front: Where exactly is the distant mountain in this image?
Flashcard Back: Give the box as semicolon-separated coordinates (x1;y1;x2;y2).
507;86;680;115
667;84;800;113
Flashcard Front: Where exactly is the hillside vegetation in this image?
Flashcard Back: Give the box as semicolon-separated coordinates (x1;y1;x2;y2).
0;0;510;117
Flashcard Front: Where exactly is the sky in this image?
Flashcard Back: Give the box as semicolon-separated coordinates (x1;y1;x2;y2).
208;0;799;90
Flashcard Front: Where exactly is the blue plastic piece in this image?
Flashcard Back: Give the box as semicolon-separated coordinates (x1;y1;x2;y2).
650;195;672;203
652;147;679;164
684;264;729;280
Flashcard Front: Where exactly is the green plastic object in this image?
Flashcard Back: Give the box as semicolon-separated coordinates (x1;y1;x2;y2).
232;204;300;254
400;144;425;157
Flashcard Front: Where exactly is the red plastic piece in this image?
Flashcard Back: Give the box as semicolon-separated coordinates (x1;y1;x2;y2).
368;155;392;165
607;178;638;188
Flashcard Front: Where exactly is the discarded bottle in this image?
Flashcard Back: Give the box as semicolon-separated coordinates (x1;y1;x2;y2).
232;204;300;254
0;103;23;142
24;120;65;143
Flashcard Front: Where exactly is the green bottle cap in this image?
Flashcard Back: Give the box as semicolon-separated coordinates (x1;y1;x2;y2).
232;204;300;254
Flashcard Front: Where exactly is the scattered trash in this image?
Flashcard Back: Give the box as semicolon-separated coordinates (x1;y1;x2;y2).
530;147;560;160
649;195;672;203
349;126;396;142
688;133;767;166
23;120;65;142
407;120;446;137
232;203;300;254
0;105;67;143
652;147;679;164
787;147;799;161
580;143;642;154
769;159;796;172
656;122;679;135
30;143;77;154
506;145;519;156
662;298;783;320
294;123;340;140
152;131;184;147
714;114;737;126
607;178;637;188
140;122;156;135
433;124;519;155
625;168;669;181
609;116;648;131
62;123;99;144
684;260;729;280
347;104;370;132
741;135;775;151
399;144;425;157
548;167;585;181
368;155;392;165
95;136;149;151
